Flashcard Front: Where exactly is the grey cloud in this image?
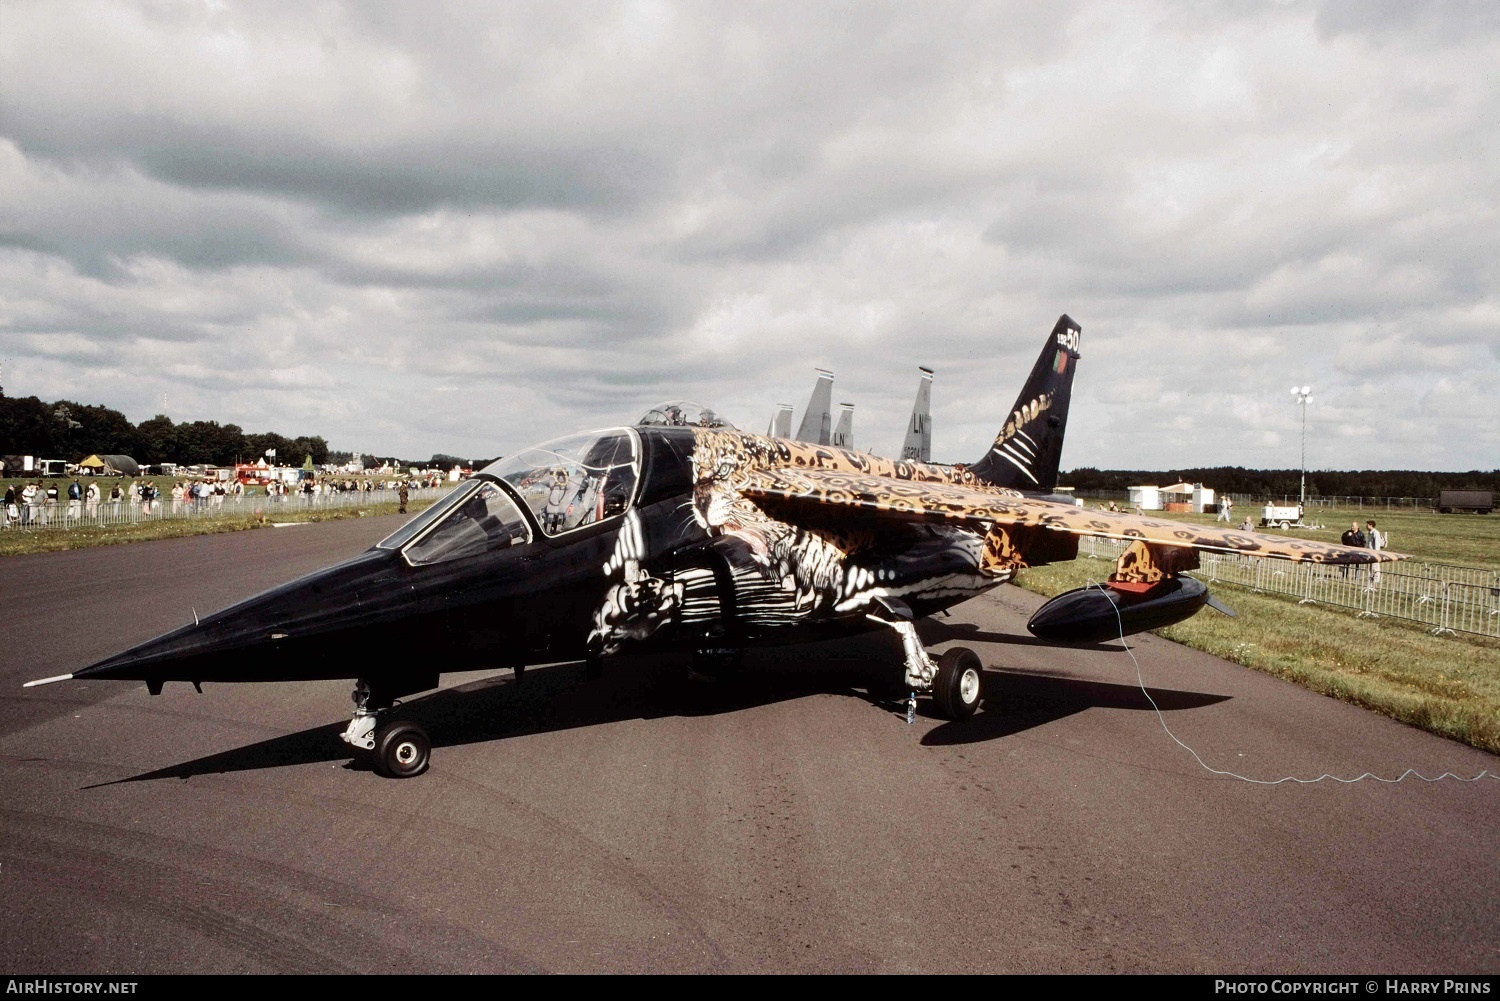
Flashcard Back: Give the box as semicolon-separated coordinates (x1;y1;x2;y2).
0;2;1495;468
1314;1;1500;46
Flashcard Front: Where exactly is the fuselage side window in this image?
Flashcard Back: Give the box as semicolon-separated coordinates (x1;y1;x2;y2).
403;481;531;566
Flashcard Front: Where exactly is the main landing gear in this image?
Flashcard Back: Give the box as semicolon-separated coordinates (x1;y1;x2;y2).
341;680;431;778
868;597;983;722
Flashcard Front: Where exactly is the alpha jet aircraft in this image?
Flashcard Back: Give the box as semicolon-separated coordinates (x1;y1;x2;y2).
27;316;1403;778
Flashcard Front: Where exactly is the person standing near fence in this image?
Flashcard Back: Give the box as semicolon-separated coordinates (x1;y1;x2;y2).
1340;522;1365;577
85;480;99;518
67;478;82;520
398;479;409;514
21;481;38;525
4;483;17;527
1365;519;1383;584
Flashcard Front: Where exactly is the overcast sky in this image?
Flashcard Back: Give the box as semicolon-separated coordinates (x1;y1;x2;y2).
2;1;1496;471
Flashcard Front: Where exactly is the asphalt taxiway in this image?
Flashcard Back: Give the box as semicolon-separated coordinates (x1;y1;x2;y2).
2;515;1496;973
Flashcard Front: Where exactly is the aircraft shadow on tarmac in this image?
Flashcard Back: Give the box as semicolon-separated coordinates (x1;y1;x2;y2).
916;616;1121;651
90;639;1231;785
922;671;1230;747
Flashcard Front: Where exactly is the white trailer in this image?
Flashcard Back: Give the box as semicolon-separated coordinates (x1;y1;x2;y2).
1260;503;1303;529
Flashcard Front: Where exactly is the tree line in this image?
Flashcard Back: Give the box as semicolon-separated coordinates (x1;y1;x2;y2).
0;394;330;467
1064;466;1500;499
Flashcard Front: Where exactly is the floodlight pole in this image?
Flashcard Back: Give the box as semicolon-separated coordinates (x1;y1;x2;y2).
1299;402;1306;506
1292;386;1312;506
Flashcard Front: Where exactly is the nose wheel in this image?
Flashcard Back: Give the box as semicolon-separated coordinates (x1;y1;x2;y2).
341;680;432;778
373;720;431;779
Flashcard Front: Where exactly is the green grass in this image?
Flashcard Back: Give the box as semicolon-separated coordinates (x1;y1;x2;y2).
0;497;437;558
1017;552;1500;755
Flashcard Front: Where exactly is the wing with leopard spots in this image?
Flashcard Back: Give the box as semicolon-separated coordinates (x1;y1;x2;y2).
740;468;1406;564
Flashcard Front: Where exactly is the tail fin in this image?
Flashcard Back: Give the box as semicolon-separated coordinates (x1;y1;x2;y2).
831;403;855;448
967;315;1081;492
767;404;793;437
795;369;834;445
900;366;934;462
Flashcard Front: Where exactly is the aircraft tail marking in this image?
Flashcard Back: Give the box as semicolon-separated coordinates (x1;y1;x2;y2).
831;403;855;449
900;367;934;462
967;315;1080;493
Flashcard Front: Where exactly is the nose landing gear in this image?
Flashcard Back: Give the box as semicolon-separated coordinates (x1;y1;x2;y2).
341;680;432;778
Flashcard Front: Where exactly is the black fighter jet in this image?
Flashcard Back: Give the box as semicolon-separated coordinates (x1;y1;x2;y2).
26;317;1403;777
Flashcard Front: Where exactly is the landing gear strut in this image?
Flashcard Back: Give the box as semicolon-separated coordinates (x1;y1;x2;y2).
867;597;983;722
341;680;431;778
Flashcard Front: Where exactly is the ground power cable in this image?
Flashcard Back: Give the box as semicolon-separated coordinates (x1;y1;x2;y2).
1083;577;1500;785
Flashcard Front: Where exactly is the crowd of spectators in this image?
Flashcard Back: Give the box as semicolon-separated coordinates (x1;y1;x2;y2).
3;473;448;528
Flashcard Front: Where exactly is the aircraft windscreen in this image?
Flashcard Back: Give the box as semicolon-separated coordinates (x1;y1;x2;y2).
483;429;640;537
403;481;531;566
374;480;479;551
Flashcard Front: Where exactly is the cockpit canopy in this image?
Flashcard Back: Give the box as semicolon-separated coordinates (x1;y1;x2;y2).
482;428;640;537
636;401;734;430
376;428;643;561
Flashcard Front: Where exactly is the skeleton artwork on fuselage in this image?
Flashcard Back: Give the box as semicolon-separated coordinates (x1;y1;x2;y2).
674;428;1010;631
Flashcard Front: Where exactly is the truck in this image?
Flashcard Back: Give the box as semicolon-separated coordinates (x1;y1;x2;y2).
1437;490;1493;514
1;455;38;477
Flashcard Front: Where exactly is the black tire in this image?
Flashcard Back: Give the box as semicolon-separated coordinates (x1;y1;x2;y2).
373;721;430;779
932;647;983;721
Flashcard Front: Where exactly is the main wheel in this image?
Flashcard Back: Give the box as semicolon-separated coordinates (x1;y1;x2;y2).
932;647;983;721
373;721;430;778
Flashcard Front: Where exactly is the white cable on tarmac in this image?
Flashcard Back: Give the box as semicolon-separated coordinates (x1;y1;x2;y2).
1084;577;1499;785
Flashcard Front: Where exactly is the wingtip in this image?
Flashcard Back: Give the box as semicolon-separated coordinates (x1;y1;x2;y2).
23;674;74;689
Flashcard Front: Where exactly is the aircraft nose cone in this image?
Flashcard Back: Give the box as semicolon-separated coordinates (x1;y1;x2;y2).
73;549;403;686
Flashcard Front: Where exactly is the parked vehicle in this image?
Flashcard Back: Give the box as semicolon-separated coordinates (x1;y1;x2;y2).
1260;503;1304;529
1437;490;1493;514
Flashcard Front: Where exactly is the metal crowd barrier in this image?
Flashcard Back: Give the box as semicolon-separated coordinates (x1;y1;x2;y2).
1079;536;1500;640
3;485;454;533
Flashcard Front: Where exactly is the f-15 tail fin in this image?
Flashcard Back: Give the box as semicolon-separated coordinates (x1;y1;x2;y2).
967;315;1081;493
900;367;934;462
795;369;834;445
767;404;793;438
831;403;854;448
